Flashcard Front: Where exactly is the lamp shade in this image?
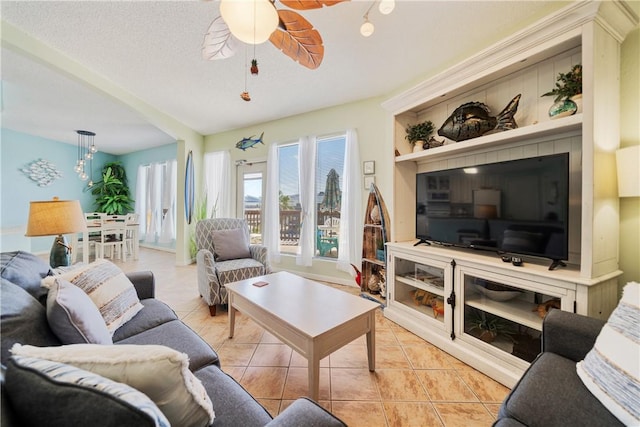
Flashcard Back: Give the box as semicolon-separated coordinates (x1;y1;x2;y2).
616;145;640;197
220;0;279;44
25;199;87;237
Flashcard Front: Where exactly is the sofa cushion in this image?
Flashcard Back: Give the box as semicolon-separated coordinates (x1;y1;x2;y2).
499;352;623;426
0;279;60;365
4;356;169;427
1;251;52;304
46;278;112;345
112;299;178;342
115;319;220;370
194;365;272;427
11;343;215;427
212;228;251;261
42;259;143;335
576;281;640;426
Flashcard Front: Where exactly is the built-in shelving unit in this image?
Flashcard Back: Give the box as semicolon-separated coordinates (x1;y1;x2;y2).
381;1;637;388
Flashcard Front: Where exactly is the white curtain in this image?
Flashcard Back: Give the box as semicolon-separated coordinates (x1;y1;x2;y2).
296;136;316;266
144;163;163;243
263;142;281;264
135;166;147;240
337;129;363;277
203;151;231;218
159;160;177;243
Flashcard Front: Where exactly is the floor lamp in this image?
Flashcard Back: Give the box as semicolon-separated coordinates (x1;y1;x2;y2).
25;198;87;268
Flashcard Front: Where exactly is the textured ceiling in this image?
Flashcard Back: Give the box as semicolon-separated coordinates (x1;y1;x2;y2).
1;1;570;155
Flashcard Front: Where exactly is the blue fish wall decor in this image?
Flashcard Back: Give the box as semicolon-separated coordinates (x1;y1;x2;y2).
438;94;521;142
236;132;265;151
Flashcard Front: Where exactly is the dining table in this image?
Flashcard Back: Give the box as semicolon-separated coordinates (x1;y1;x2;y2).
71;219;139;264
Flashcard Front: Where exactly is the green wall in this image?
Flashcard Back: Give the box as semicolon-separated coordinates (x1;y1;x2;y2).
204;97;389;285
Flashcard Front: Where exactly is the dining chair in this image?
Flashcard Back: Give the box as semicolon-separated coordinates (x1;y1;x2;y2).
94;220;125;260
123;213;139;261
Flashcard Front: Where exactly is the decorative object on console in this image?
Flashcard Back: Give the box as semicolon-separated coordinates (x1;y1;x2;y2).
472;278;523;302
437;94;521;142
202;0;347;70
541;64;582;117
25;198;87;268
467;309;516;343
405;120;434;152
532;298;561;318
21;159;63;187
616;145;640;197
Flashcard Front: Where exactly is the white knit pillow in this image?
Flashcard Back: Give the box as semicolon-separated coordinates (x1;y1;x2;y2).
42;259;143;335
11;344;215;427
576;281;640;426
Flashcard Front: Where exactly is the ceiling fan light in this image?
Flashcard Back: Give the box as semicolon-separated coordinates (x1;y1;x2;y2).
220;0;279;45
360;20;374;37
378;0;395;15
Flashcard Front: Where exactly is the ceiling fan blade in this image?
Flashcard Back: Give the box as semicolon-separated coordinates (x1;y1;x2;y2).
279;0;348;10
269;10;324;70
202;16;238;60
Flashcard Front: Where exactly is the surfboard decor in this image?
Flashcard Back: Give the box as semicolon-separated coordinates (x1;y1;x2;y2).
185;150;195;224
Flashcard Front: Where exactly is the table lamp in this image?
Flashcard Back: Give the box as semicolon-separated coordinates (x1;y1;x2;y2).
25;198;87;268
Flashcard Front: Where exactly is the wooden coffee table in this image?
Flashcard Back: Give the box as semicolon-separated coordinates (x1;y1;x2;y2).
226;271;379;401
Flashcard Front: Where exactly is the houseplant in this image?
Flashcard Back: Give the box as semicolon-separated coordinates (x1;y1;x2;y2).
466;310;516;343
91;162;134;214
405;120;434;152
541;64;582;118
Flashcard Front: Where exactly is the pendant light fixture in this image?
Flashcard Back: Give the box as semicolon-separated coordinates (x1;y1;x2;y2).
219;0;278;45
74;130;97;183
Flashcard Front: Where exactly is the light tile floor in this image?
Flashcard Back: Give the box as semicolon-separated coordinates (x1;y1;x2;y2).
115;248;509;427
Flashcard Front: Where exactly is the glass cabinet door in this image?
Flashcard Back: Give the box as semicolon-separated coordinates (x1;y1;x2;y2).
458;268;574;365
390;256;450;327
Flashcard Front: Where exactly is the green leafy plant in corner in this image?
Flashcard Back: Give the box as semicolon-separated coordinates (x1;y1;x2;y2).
405;120;435;146
91;162;134;214
541;64;582;102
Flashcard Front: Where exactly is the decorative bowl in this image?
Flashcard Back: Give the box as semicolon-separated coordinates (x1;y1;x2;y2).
472;284;522;302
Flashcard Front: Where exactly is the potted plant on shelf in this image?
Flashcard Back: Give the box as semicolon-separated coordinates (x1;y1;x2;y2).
467;310;516;343
91;162;134;215
541;64;582;119
405;120;434;153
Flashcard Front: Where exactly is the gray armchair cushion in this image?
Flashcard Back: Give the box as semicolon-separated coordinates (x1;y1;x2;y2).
1;279;60;365
499;352;622;427
216;258;266;285
212;228;251;261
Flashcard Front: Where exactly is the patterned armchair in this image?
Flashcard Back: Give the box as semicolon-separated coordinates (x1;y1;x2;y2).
195;218;271;316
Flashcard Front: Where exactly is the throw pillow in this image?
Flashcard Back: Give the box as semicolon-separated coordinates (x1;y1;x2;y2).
212;228;250;261
12;343;215;427
42;259;143;335
47;278;112;345
5;355;169;427
576;281;640;426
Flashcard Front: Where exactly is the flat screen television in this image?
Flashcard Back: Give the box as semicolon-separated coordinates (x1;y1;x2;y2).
416;153;569;268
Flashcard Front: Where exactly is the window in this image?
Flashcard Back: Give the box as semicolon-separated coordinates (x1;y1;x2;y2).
273;136;345;258
135;160;177;247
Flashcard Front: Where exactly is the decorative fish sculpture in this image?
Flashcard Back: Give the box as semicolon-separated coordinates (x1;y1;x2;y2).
438;94;521;142
235;132;264;151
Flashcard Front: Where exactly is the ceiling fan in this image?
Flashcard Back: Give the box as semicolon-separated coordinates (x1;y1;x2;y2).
202;0;348;70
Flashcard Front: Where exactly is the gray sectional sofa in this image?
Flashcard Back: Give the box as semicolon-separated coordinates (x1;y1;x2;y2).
493;309;622;427
0;251;346;427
